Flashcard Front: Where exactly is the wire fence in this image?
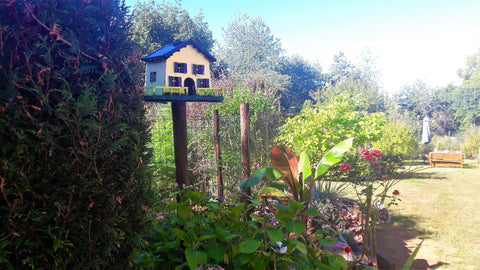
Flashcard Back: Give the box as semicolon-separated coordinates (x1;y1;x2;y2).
148;105;282;196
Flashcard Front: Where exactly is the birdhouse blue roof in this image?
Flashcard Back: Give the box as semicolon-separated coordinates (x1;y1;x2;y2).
142;39;216;63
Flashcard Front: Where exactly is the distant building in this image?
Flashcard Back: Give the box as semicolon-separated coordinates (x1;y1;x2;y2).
142;39;222;102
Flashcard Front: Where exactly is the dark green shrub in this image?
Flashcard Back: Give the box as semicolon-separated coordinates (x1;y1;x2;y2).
135;189;348;270
0;0;153;268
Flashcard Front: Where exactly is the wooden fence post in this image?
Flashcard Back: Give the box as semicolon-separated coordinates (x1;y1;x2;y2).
212;109;224;198
171;101;189;189
240;103;251;197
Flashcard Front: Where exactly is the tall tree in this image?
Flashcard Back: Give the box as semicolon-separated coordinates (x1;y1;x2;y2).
431;84;459;134
394;79;433;118
314;51;384;113
218;11;283;75
277;55;325;113
457;50;480;88
130;0;214;54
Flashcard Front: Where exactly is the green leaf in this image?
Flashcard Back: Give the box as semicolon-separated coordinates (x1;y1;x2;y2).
239;240;262;254
302;207;320;216
171;228;191;244
266;228;284;242
185;247;207;270
289;200;305;213
327;254;347;270
259;187;287;197
253;257;268;270
403;240;423;270
298;151;312;183
197;234;215;242
315;137;354;179
206;242;225;262
285;220;305;235
319;238;338;247
289;240;307;254
241;167;281;188
178;204;192;219
189;191;205;204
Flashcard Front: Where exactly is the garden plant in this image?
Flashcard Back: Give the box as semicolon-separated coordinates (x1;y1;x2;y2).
0;1;154;268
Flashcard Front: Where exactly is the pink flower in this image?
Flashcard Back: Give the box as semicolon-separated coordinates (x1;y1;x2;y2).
363;154;374;161
372;149;383;158
382;175;389;181
341;163;352;172
361;149;369;155
344;246;352;253
393;190;400;196
371;160;380;167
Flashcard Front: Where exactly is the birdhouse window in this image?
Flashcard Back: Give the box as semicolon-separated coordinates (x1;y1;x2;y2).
174;62;187;73
192;64;205;75
169;76;182;87
197;78;209;88
150;72;157;82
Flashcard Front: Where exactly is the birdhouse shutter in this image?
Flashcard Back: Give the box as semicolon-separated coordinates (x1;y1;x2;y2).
197;79;202;88
199;65;205;75
178;77;182;87
182;63;187;73
168;76;173;86
192;64;197;75
205;79;209;88
174;62;178;73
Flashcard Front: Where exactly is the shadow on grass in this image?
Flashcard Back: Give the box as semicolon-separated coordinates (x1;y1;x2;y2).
376;214;448;269
390;214;434;237
397;168;448;181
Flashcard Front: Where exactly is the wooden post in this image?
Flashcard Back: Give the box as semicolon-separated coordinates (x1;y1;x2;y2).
240;103;251;197
171;101;189;189
212;109;223;198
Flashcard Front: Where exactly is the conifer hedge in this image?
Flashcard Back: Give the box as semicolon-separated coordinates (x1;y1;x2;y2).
0;0;154;268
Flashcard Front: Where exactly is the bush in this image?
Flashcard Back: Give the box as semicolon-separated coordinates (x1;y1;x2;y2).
371;121;418;159
460;126;480;157
0;1;153;268
276;93;386;162
135;189;348;270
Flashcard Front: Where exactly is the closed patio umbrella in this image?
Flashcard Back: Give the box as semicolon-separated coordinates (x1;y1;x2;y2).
421;117;431;144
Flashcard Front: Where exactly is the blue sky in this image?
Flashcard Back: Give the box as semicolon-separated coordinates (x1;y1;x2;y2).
126;0;480;93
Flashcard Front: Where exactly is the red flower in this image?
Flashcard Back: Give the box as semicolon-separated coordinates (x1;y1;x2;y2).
393;190;400;196
341;163;352;172
363;154;374;161
372;149;383;158
382;175;389;181
361;149;369;155
344;246;352;253
371;160;380;167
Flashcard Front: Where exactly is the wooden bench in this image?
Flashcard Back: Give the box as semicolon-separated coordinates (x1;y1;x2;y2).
429;152;463;168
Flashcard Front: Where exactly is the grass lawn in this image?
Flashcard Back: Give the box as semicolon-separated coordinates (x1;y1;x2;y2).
377;159;480;269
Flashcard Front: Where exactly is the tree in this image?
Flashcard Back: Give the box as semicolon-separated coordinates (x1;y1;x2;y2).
457;50;480;88
431;84;459;135
394;79;433;118
0;0;153;268
313;51;385;113
218;11;283;76
131;0;214;55
277;55;326;113
327;52;360;87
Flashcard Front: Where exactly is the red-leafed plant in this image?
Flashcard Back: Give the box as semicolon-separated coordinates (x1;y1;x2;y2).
241;137;354;208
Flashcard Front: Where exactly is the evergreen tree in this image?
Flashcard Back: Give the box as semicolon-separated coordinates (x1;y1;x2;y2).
0;0;153;268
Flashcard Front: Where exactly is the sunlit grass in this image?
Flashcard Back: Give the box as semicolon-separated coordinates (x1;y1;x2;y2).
380;160;480;269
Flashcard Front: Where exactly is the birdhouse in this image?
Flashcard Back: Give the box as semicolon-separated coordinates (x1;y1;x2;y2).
142;39;223;102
